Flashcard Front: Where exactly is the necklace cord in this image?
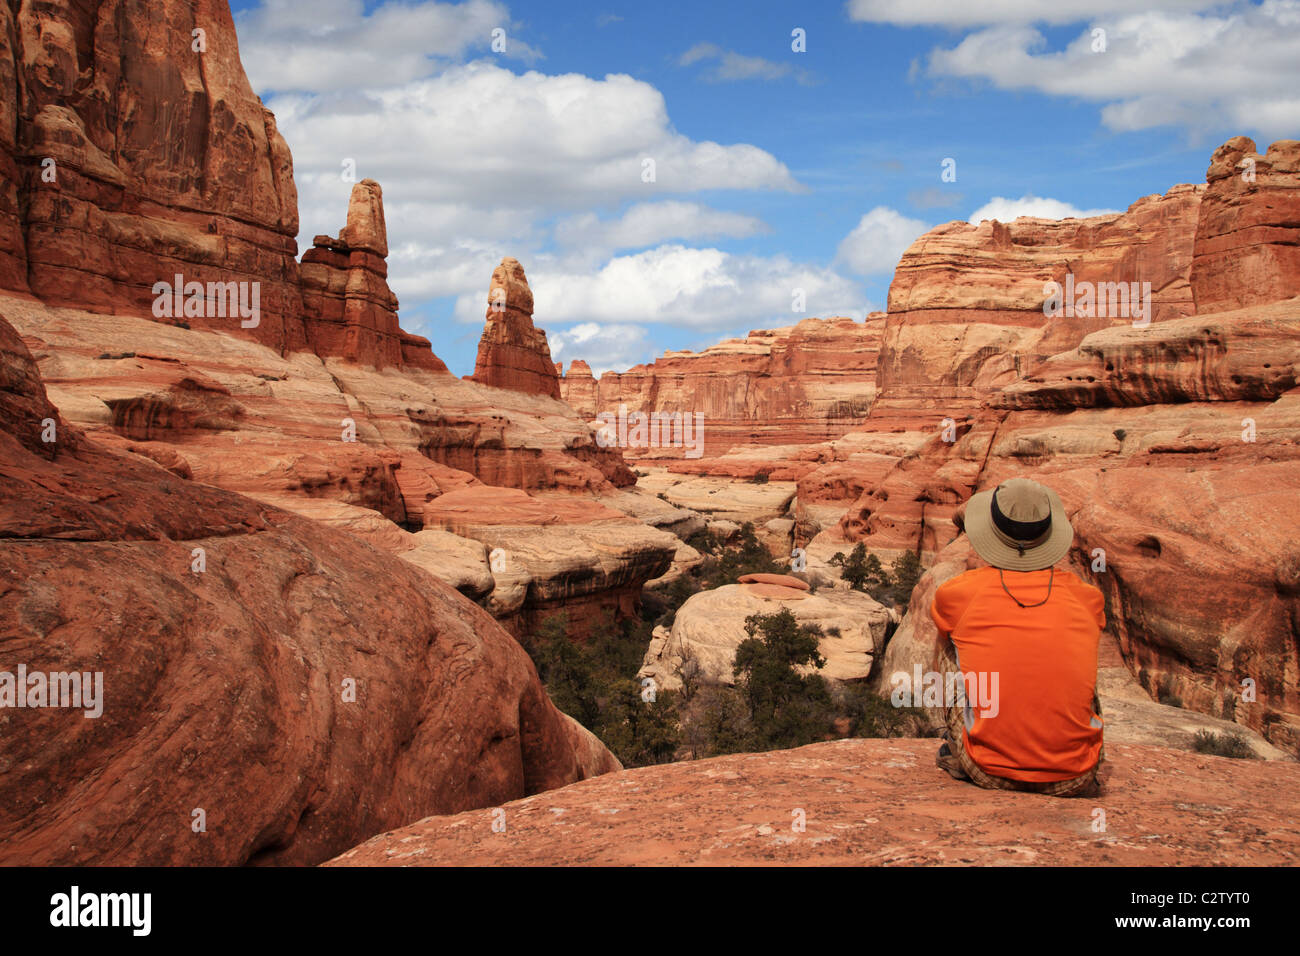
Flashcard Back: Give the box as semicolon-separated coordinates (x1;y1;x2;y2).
999;567;1054;608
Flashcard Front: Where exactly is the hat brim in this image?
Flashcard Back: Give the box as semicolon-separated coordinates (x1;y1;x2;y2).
964;485;1074;571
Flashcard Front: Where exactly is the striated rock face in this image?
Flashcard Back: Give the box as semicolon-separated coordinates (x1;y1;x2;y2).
1191;137;1300;314
0;0;655;645
563;316;886;459
873;184;1204;431
0;2;450;372
0;0;305;351
300;180;444;371
417;486;678;639
328;737;1300;866
9;296;645;635
471;257;562;399
0;314;619;866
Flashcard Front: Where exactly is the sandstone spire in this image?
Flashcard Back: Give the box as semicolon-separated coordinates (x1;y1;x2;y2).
300;179;445;370
470;257;561;399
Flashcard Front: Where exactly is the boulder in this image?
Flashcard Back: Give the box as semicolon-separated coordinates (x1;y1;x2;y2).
639;582;893;691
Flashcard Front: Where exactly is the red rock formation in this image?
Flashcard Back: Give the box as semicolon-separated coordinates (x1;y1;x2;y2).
0;0;306;351
471;257;562;398
872;183;1204;432
0;313;619;865
0;2;452;373
1191;137;1300;314
563;315;886;460
0;0;647;646
300;179;445;371
328;737;1300;866
560;359;598;419
419;486;677;639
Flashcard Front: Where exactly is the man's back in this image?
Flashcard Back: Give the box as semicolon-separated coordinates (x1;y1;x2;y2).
931;566;1105;782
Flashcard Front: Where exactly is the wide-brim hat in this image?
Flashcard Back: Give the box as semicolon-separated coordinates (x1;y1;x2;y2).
964;477;1073;571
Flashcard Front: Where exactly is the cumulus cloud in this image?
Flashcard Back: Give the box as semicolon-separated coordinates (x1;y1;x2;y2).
678;43;814;84
236;0;541;93
835;207;930;277
967;195;1122;223
453;245;869;330
268;61;801;251
234;1;854;372
549;322;653;376
846;0;1226;27
921;3;1300;140
554;202;768;258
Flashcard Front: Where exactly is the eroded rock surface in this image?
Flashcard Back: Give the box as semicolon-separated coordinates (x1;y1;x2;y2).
0;314;619;866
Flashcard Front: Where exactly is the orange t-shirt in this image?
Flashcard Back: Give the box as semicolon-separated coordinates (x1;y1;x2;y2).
930;566;1104;782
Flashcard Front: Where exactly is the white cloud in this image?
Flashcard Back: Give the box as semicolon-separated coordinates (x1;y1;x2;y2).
269;60;800;250
846;0;1226;27
967;195;1121;223
679;43;814;84
453;245;869;330
922;4;1300;140
554;202;768;257
550;322;653;376
835;207;930;277
236;0;541;93
234;1;856;373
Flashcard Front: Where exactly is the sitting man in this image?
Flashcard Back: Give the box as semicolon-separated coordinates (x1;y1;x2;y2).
931;477;1105;797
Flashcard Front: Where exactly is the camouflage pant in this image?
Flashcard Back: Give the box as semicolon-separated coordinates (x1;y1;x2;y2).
935;645;1103;798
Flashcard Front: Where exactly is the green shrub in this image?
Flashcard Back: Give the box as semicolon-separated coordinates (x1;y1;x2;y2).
889;551;923;604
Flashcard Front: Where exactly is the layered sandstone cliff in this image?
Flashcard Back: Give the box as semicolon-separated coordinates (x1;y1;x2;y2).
561;315;886;458
0;0;449;372
870;182;1205;431
0;0;676;643
0;0;304;350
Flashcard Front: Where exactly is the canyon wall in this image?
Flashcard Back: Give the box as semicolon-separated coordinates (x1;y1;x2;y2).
0;0;671;643
868;182;1204;432
561;315;886;458
0;0;445;371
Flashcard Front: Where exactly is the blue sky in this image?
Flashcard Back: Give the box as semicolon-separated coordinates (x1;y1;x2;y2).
228;0;1300;376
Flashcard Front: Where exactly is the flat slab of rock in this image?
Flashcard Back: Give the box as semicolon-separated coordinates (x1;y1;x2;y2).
738;572;810;590
326;737;1300;866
